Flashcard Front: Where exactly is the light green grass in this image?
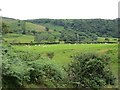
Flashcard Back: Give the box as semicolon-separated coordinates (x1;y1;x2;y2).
26;22;45;32
3;18;45;32
97;37;118;42
3;33;35;43
13;44;118;66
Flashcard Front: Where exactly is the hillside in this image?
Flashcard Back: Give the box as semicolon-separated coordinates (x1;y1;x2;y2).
27;19;118;37
2;17;46;33
2;17;46;43
2;17;118;43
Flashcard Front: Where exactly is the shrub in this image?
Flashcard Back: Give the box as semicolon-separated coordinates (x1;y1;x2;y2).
28;60;65;87
2;47;65;88
46;52;54;59
16;51;41;61
68;52;116;89
2;56;29;89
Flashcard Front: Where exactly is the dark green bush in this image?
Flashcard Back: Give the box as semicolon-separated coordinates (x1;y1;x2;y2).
68;52;116;89
27;60;65;87
46;52;54;59
2;47;66;89
2;53;30;89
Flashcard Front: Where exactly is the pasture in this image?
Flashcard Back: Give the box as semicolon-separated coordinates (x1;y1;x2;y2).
13;44;118;77
3;33;35;43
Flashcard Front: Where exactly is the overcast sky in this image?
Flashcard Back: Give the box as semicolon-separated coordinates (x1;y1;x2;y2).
0;0;119;20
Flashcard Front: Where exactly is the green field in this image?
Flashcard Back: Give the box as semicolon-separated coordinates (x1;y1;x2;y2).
13;44;118;81
97;37;118;42
3;33;35;43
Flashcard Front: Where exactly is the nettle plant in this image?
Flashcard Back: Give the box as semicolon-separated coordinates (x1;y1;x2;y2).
68;52;116;89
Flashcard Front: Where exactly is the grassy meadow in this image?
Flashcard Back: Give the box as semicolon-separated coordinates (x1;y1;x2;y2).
13;44;118;85
3;33;35;43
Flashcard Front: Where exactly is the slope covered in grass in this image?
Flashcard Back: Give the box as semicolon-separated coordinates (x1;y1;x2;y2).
2;17;46;32
3;33;35;43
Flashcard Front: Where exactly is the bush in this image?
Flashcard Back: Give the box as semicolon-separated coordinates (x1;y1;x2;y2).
2;56;28;89
16;51;41;61
68;52;116;89
27;60;65;87
46;52;54;59
2;47;66;89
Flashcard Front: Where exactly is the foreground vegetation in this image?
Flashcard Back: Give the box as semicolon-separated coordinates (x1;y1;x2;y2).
1;17;118;89
2;44;118;89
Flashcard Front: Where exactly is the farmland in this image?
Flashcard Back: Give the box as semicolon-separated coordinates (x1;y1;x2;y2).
13;44;118;66
11;44;118;87
3;33;35;43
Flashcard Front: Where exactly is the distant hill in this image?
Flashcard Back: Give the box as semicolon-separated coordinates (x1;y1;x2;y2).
2;17;118;43
26;19;118;38
2;17;46;33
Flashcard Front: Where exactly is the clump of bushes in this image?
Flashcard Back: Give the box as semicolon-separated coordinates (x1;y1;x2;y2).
68;52;116;89
16;51;41;61
2;55;28;89
2;47;66;89
28;60;66;87
46;52;54;59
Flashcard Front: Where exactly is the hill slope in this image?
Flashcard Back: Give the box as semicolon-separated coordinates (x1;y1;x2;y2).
26;19;118;38
2;17;46;33
2;17;118;43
